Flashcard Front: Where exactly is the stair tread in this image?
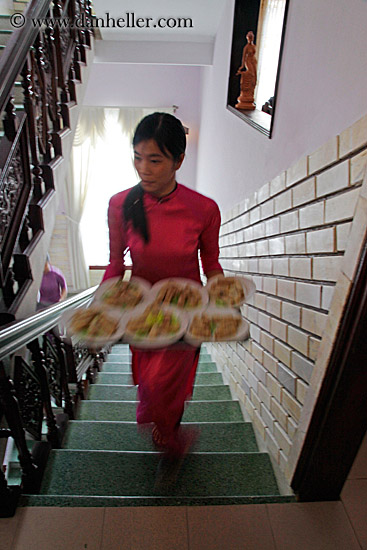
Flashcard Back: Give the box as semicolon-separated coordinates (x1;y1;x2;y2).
40;450;280;498
64;420;259;452
79;400;243;422
96;372;224;386
101;361;218;373
88;384;231;401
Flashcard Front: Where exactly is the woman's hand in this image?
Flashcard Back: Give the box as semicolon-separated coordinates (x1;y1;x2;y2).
206;270;224;280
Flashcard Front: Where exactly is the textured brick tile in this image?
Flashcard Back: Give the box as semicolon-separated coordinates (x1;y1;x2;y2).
299;201;324;229
270;172;286;196
287;326;309;356
274;189;292;214
324;187;360;223
306;228;335;254
316;160;349;198
285;233;306;254
292;177;316;207
296;281;322;308
313;256;343;282
289;257;312;279
287;156;308;187
339;113;367;156
308;136;339;174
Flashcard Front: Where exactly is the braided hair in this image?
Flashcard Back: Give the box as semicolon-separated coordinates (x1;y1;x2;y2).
123;112;186;243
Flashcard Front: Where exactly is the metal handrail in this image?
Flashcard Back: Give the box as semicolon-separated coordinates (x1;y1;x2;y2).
0;286;97;360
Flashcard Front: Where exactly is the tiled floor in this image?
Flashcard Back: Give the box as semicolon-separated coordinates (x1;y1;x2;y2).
1;434;366;550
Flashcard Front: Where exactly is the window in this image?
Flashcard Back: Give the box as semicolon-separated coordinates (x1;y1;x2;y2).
254;0;287;110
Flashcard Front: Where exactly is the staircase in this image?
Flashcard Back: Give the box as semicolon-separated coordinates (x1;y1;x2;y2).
20;344;294;507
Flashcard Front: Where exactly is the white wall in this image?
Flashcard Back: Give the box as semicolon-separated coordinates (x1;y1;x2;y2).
196;0;367;212
83;62;203;189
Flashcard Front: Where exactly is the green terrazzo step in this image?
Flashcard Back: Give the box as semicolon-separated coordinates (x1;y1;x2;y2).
106;352;213;363
101;361;218;373
79;400;243;422
96;371;224;386
39;450;280;499
88;384;231;402
64;421;258;452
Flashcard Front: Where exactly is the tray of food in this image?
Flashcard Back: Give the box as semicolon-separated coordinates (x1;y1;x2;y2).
123;303;188;349
184;307;250;346
92;276;151;310
149;278;208;310
60;306;127;346
206;275;255;308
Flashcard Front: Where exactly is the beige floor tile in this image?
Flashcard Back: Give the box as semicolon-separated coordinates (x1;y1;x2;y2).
12;507;104;550
101;507;132;550
267;501;361;550
0;511;20;550
187;504;276;550
130;506;188;550
348;434;367;479
341;479;367;549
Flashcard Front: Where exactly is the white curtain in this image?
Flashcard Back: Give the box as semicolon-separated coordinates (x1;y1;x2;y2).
254;0;286;110
63;107;106;290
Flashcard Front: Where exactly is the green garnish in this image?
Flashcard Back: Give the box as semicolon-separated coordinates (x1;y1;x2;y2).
216;299;227;306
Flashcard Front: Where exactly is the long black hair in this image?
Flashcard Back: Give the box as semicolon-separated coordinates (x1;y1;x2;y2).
123;112;186;243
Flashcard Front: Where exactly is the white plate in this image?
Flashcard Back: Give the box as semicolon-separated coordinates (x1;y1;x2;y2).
147;277;208;311
60;305;127;347
123;303;189;349
92;276;151;310
184;306;250;346
206;275;256;308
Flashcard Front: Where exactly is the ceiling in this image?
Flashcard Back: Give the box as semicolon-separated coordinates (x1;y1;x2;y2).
92;0;226;65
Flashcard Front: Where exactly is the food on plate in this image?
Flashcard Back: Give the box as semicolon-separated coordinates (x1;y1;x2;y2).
70;308;119;338
126;305;180;339
208;277;245;307
101;279;144;308
153;281;203;309
188;313;242;341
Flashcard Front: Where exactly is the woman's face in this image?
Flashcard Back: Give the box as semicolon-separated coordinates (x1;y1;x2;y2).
133;139;184;198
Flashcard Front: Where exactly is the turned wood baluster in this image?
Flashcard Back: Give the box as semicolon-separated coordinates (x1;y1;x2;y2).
3;97;17;141
84;0;93;46
33;33;53;164
27;340;61;449
43;22;63;140
53;0;70;105
21;57;45;201
0;361;39;493
54;337;75;420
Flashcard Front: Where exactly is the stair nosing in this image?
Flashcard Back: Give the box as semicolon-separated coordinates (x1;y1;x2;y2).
68;419;250;425
83;399;240;404
48;449;267;456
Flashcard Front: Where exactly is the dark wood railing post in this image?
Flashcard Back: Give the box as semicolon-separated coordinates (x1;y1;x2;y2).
0;362;40;494
27;340;61;448
0;465;20;518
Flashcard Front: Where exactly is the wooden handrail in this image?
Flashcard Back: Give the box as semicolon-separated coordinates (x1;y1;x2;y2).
0;0;51;115
0;285;97;360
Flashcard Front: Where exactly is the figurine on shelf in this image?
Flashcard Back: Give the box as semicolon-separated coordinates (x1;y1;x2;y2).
235;31;257;111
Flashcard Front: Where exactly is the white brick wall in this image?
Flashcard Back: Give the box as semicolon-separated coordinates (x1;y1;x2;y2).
209;114;367;474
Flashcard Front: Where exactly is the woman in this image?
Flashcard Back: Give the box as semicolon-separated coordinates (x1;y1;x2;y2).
103;112;223;463
38;256;68;309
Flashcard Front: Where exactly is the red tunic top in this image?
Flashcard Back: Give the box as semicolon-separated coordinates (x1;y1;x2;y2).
103;183;222;284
